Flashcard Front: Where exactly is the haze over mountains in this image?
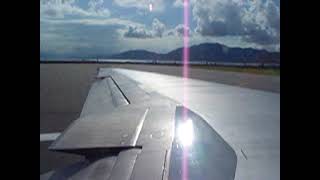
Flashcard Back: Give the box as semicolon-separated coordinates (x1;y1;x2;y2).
110;43;280;63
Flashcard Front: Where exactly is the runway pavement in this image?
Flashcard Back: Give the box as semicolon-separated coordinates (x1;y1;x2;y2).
40;63;280;174
101;64;280;93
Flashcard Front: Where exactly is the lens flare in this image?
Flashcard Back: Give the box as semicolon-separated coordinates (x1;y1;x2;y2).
177;119;194;147
182;0;189;110
182;0;190;179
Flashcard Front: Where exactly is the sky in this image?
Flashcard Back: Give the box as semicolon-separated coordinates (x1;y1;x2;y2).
40;0;280;58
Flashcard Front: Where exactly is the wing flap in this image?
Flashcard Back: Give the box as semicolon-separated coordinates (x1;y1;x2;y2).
49;106;148;152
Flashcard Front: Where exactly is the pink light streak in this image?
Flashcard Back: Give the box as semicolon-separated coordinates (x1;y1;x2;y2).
183;0;189;81
182;0;190;180
183;0;189;113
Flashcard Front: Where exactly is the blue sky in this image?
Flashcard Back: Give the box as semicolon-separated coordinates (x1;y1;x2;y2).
40;0;280;58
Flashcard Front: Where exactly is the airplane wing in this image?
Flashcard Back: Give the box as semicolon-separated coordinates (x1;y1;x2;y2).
41;68;279;180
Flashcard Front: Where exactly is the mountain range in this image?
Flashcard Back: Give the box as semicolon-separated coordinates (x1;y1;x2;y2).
109;43;280;63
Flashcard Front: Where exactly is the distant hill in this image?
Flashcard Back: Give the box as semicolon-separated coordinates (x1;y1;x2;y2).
109;43;280;63
109;50;162;60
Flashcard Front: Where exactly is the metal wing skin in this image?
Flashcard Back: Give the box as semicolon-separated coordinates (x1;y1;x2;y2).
41;68;279;180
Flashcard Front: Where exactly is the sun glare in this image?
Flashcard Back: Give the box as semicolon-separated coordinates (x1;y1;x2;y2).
177;119;194;147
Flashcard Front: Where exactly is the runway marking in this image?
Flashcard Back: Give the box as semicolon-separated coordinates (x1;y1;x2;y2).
40;132;61;142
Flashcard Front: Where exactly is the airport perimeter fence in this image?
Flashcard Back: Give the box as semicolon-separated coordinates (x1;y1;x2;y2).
40;58;280;68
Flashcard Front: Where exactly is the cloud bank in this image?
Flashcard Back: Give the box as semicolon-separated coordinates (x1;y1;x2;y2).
192;0;280;45
40;0;280;58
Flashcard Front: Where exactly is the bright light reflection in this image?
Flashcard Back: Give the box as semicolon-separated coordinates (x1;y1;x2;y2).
177;119;194;147
149;3;153;12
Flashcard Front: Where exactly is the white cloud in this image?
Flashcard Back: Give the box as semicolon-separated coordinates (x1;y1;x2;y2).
152;18;166;37
124;26;153;38
193;0;244;36
167;24;192;37
40;0;110;18
173;0;196;7
242;0;280;44
113;0;165;12
123;18;166;38
192;0;280;46
40;17;142;27
88;0;110;16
